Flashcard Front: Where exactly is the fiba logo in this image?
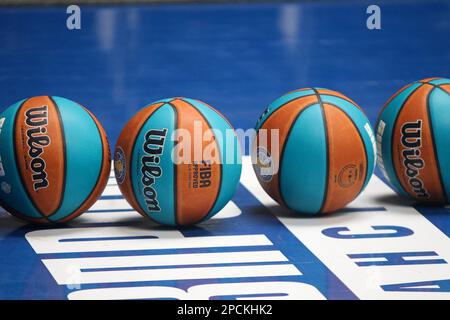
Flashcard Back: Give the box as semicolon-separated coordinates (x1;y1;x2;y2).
338;164;359;188
192;161;212;189
255;146;274;182
114;147;126;185
24;105;51;191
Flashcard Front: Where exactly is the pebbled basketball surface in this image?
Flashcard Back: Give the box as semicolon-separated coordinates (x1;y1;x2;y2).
0;1;450;299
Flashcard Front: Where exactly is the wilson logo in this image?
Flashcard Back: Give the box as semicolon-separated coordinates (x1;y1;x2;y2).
400;120;429;199
141;128;167;212
25;105;51;191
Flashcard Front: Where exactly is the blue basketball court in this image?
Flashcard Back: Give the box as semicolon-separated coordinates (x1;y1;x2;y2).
0;0;449;299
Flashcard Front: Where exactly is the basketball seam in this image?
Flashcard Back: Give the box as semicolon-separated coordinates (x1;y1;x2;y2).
424;82;450;90
278;102;320;209
192;98;235;129
315;90;363;111
426;86;447;203
375;82;417;128
319;93;362;111
419;78;448;87
178;98;223;224
257;91;315;130
46;96;67;221
12;98;51;223
0;195;47;223
313;89;330;213
166;101;179;226
435;85;450;95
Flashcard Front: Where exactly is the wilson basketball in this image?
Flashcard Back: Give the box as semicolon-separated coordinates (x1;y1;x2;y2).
0;96;111;223
252;88;376;214
376;77;450;203
114;97;242;226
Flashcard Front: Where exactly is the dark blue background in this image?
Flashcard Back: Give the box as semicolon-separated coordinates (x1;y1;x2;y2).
1;0;449;146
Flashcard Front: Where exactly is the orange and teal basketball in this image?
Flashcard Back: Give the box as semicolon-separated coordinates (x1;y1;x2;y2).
0;96;111;223
252;88;376;214
376;77;450;203
114;97;242;226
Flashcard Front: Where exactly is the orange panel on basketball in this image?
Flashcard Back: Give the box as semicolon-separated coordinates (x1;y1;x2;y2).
321;104;367;213
171;99;221;225
14;96;65;216
439;84;450;94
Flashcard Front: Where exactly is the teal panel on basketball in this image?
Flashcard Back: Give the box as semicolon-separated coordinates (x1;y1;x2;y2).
183;98;242;220
376;82;422;196
280;104;326;213
255;89;315;131
49;96;103;221
131;103;176;226
428;87;450;200
0;100;41;218
429;78;450;85
319;94;376;190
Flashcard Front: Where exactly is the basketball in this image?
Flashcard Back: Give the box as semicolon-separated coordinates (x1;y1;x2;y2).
114;97;242;226
252;88;376;214
376;77;450;204
0;96;111;223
